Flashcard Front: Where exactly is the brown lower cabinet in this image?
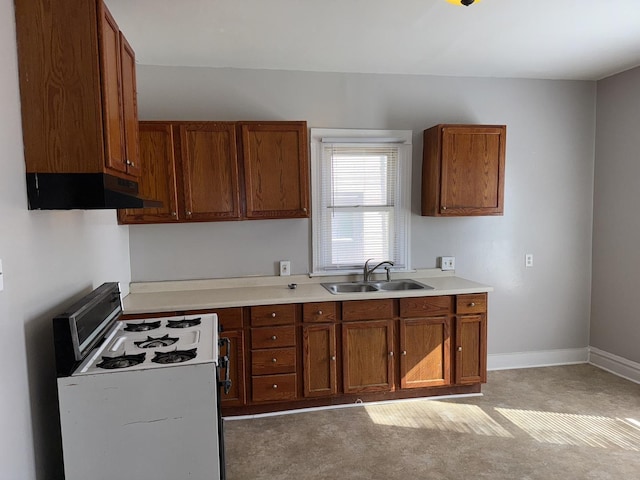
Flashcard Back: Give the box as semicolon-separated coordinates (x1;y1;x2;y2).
124;293;488;415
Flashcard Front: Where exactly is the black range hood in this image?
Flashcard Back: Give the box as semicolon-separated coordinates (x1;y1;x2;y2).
26;173;163;210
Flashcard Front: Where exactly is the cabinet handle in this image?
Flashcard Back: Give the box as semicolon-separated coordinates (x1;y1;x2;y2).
331;355;336;361
272;384;278;389
271;335;277;340
401;351;407;356
317;310;323;315
470;302;476;307
458;346;463;352
272;358;277;363
389;351;394;357
271;312;277;318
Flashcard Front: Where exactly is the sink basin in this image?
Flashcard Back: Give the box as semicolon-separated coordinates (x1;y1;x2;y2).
374;280;433;291
322;283;378;294
321;279;433;294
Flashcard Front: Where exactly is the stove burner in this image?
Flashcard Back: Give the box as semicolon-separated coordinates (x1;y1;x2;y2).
124;321;161;332
97;353;146;370
134;334;178;349
151;348;197;365
166;318;201;329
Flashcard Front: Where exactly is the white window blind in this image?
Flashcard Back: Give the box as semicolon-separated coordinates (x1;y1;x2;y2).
311;129;412;274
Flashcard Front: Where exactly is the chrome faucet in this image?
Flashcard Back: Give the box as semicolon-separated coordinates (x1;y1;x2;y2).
363;259;394;283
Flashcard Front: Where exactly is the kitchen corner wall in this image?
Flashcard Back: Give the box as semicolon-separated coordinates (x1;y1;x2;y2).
131;65;596;359
0;1;132;479
591;66;640;365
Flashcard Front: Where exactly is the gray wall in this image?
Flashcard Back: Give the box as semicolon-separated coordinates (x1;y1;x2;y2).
591;66;640;364
0;1;132;478
131;65;596;357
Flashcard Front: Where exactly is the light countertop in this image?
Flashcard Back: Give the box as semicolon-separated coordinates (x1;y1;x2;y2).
123;269;493;314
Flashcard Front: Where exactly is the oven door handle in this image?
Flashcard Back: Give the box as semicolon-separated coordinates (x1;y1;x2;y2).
218;337;232;395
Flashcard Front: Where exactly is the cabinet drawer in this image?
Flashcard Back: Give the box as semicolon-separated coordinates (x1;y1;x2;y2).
303;302;337;323
251;304;296;326
251;326;296;349
342;299;394;321
252;374;297;402
252;347;296;375
400;296;453;318
217;307;244;330
456;294;487;314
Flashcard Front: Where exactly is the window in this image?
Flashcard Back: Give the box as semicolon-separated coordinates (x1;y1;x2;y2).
310;129;412;274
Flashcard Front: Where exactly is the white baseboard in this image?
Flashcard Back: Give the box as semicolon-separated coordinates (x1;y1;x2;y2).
488;348;589;371
588;347;640;384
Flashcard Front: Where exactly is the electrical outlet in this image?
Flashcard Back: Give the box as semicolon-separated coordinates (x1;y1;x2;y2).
441;256;455;271
525;254;534;268
279;260;291;276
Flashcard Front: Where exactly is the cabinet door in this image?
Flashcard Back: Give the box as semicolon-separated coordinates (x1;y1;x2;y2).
241;122;309;219
399;317;451;389
220;330;246;407
118;123;179;224
180;123;241;221
440;126;505;216
99;4;126;175
342;320;394;394
303;324;337;398
119;33;140;177
455;314;487;384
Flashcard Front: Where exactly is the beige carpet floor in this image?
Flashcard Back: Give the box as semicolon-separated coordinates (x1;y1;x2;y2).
224;365;640;479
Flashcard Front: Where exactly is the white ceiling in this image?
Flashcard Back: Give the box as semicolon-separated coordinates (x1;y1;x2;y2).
105;0;640;81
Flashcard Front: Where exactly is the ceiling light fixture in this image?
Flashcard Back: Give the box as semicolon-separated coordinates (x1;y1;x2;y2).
446;0;481;6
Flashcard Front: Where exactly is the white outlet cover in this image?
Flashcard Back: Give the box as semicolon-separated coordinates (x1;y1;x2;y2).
279;260;291;276
441;256;455;271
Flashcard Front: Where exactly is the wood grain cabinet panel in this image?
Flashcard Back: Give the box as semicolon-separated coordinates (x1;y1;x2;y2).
250;304;296;327
454;314;487;384
399;317;451;388
118;123;179;223
342;320;394;394
303;302;337;323
422;125;506;216
456;293;487;315
252;347;297;375
15;0;140;180
252;374;297;402
400;296;453;318
251;326;296;349
241;122;310;219
342;299;394;322
303;323;338;398
219;330;246;407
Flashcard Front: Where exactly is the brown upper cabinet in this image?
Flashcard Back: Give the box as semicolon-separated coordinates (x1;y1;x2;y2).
119;121;309;224
14;0;140;180
422;125;506;216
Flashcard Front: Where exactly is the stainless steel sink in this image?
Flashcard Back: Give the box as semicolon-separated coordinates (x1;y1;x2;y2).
321;279;433;294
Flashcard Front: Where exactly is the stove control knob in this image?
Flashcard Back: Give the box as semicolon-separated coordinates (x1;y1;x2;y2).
271;335;277;340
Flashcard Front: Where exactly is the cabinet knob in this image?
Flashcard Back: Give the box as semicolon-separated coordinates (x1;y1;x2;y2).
442;206;447;210
303;207;307;212
458;346;463;352
317;310;323;315
272;358;277;363
125;159;131;166
130;162;135;167
470;302;476;307
171;211;177;217
186;211;192;216
271;335;277;340
272;384;278;389
401;351;407;356
331;355;336;361
389;351;394;357
271;312;277;318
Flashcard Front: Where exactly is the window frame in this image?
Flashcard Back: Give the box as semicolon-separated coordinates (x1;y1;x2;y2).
310;128;412;276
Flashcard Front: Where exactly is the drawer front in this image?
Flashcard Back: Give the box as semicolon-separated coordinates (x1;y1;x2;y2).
303;302;337;323
342;299;394;321
456;294;487;314
251;304;296;327
400;296;453;318
216;307;244;330
252;374;297;402
251;325;296;349
252;347;296;375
